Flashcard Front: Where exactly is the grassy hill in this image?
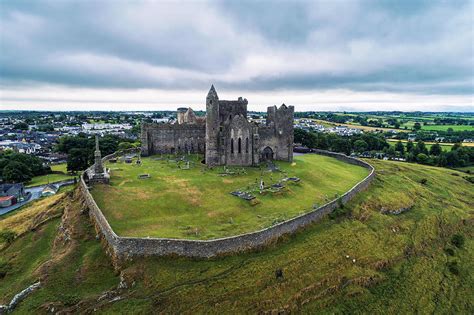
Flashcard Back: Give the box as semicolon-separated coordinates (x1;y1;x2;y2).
0;159;472;313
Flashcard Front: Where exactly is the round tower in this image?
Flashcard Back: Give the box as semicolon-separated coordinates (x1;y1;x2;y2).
205;85;220;166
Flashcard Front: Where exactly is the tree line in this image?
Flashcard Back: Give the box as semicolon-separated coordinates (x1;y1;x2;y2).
0;152;49;183
56;134;138;172
294;129;474;168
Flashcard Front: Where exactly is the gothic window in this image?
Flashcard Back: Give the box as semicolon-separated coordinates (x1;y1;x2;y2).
245;137;249;153
229;115;232;120
231;138;234;154
238;138;242;154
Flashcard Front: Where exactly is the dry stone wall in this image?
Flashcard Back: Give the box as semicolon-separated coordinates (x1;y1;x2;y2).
80;150;375;259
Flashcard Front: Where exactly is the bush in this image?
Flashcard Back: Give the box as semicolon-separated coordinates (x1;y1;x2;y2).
445;247;455;256
420;178;428;185
447;261;460;275
0;230;17;244
0;259;11;279
463;176;474;184
451;234;465;248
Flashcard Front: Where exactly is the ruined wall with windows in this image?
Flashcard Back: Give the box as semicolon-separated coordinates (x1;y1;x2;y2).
142;86;294;166
141;122;206;156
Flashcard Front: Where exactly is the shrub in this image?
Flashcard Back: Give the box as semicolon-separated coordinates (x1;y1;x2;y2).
463;176;474;184
447;261;460;275
0;259;11;279
0;230;17;244
420;178;428;185
451;234;465;248
445;247;455;256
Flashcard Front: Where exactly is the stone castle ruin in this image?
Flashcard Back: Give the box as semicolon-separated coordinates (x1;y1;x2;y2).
141;85;294;166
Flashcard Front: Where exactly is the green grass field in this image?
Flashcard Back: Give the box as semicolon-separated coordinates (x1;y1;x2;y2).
1;159;472;313
27;163;75;187
421;124;473;131
402;122;474;132
91;154;369;239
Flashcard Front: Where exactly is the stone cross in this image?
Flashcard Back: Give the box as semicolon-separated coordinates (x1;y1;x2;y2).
94;135;104;174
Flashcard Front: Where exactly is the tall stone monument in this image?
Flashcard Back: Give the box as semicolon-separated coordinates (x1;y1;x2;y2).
94;135;104;174
89;135;109;184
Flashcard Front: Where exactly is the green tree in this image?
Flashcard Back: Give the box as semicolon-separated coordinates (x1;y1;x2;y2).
413;122;421;131
385;146;396;157
429;143;442;156
406;141;414;153
13;122;29;130
451;143;462;151
353;140;368;153
416;141;428;155
2;161;33;183
118;142;133;151
395;141;405;154
416;153;429;164
67;148;89;173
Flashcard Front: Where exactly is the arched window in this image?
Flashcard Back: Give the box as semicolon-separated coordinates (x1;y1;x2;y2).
231;138;234;154
238;138;242;154
245;137;249;153
229;115;232;120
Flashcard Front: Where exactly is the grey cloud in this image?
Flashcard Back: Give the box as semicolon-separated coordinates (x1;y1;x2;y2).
0;0;472;98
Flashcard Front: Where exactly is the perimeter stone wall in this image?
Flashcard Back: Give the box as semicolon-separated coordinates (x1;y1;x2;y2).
80;150;375;259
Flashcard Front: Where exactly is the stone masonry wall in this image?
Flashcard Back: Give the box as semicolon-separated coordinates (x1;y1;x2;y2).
80;150;375;259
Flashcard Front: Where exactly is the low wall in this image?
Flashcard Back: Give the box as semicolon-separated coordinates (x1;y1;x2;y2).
80;150;375;259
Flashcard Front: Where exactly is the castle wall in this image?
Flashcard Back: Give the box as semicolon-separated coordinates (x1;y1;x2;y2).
218;99;248;124
80;150;375;259
141;123;205;155
224;115;253;166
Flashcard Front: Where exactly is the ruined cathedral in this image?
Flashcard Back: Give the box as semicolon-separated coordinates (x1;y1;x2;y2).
141;85;294;167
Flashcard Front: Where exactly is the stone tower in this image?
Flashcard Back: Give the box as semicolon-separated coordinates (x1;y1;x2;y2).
94;135;104;174
205;85;220;166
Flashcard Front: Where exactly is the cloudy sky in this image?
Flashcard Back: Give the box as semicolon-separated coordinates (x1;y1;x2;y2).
0;0;473;112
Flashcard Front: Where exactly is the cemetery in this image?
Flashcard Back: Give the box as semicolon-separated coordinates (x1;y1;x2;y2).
90;153;370;240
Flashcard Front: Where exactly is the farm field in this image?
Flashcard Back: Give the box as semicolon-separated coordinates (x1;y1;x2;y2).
91;154;369;239
386;139;474;151
27;163;75;187
312;119;405;132
1;159;472;313
317;113;474;132
400;122;473;131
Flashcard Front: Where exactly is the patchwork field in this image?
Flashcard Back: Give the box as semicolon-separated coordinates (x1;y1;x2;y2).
91;154;369;239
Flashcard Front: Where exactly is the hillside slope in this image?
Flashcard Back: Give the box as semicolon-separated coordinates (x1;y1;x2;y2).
0;160;472;314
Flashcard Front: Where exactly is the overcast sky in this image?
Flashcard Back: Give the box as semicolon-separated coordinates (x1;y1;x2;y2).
0;0;473;112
